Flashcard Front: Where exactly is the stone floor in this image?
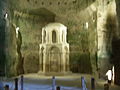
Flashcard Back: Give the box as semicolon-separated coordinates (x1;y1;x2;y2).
1;73;120;90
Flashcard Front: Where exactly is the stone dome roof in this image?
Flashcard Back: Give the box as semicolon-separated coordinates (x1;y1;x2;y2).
44;22;67;31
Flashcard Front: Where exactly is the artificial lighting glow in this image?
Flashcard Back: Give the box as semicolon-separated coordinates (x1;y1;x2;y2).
5;13;8;19
16;27;20;38
85;22;89;29
16;27;20;31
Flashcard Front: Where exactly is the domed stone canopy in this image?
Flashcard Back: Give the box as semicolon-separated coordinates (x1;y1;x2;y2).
44;23;67;31
39;22;70;75
41;22;68;44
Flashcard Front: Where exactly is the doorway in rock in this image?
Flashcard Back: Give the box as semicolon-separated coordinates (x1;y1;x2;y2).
112;39;120;85
0;24;6;76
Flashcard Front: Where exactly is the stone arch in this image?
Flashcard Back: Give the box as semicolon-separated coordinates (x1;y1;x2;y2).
52;30;57;43
49;46;61;72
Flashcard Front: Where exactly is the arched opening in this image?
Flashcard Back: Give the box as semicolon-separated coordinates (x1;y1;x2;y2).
49;46;60;72
52;30;57;43
43;30;46;43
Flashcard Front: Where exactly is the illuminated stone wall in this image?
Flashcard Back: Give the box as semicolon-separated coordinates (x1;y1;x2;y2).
7;0;98;75
97;0;118;77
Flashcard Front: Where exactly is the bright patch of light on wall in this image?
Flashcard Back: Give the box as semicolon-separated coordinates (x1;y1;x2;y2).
16;27;19;31
112;66;115;83
16;27;20;38
5;13;8;19
85;22;89;30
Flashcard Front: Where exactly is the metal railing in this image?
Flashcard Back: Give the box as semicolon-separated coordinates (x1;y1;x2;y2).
1;75;110;90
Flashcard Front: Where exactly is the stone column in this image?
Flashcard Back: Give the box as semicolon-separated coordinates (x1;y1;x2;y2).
42;28;44;43
66;52;70;71
60;30;62;43
43;51;46;73
39;50;42;71
65;30;67;43
62;51;66;72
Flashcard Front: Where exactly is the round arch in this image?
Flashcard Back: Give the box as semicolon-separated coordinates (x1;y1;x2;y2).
49;46;61;72
52;30;57;43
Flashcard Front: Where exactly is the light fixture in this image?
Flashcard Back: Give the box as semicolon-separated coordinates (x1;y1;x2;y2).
4;12;8;19
16;27;20;31
85;22;89;30
16;27;20;38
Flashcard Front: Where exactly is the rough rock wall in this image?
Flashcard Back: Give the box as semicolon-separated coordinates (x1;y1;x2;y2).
112;39;120;85
5;24;17;76
112;0;120;85
116;0;120;36
97;0;118;77
19;16;54;73
7;0;97;75
0;0;7;76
